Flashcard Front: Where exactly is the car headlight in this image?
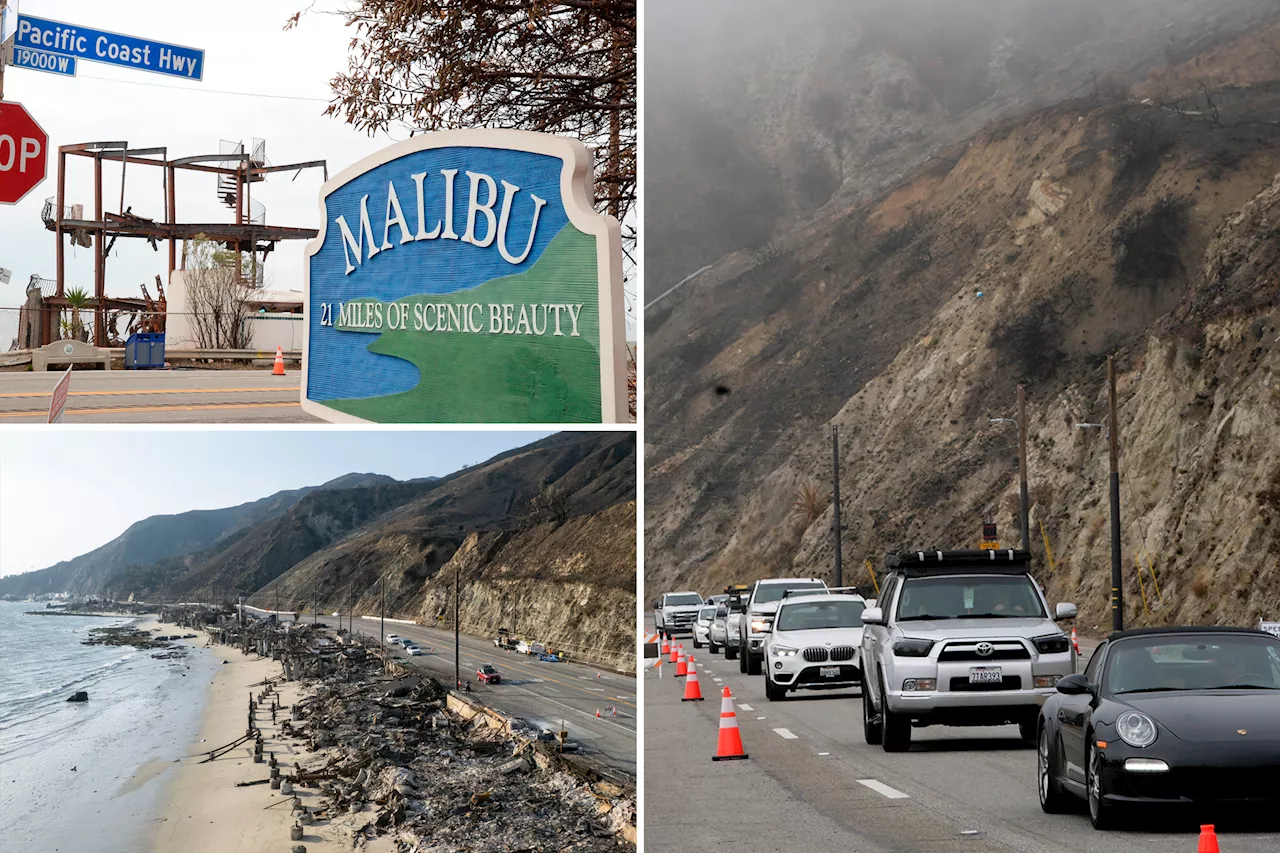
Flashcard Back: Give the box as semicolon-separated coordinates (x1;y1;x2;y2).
892;638;935;657
1116;711;1158;748
1033;634;1071;655
770;645;798;657
750;619;770;632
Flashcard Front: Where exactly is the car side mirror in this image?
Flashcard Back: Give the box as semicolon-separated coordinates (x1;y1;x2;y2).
1056;673;1093;695
1055;602;1078;620
861;607;884;625
653;601;661;610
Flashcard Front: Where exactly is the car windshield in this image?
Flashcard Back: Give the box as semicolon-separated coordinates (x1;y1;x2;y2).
755;582;827;604
1106;634;1280;694
776;600;865;631
481;666;496;674
699;607;716;620
895;575;1045;620
665;593;703;606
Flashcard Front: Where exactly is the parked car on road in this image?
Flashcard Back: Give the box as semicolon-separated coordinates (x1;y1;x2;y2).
860;549;1077;753
385;634;401;645
404;644;423;656
1038;626;1280;829
763;591;867;701
477;664;502;684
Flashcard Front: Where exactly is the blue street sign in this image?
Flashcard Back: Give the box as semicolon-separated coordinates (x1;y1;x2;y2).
12;46;77;77
14;14;204;80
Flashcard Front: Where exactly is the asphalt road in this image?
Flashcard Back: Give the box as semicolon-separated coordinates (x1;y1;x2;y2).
0;370;318;422
306;615;637;780
643;617;1280;853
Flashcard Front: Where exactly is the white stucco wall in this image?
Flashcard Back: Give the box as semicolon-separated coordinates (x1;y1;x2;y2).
164;270;303;350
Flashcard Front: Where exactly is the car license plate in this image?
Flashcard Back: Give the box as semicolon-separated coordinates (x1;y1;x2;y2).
969;667;1002;684
820;666;840;678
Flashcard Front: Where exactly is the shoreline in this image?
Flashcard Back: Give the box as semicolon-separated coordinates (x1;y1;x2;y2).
147;628;399;853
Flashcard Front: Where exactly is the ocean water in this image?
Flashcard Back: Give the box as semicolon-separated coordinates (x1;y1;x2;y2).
0;602;218;852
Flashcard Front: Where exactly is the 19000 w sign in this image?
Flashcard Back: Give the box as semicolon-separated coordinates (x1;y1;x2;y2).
302;130;626;424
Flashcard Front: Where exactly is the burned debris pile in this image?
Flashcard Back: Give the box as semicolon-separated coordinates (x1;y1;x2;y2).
200;613;634;851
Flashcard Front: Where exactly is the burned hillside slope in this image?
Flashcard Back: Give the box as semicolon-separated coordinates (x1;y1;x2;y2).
646;22;1280;630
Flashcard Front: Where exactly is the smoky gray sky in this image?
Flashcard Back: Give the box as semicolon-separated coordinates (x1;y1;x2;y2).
1;1;635;337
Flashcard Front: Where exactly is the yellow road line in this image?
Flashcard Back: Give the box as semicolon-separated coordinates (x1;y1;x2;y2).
0;401;301;418
0;386;298;399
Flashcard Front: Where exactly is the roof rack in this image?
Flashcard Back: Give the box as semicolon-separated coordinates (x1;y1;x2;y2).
780;588;834;599
885;549;1032;576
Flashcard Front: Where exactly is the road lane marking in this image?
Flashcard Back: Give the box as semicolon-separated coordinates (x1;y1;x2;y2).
857;779;909;800
0;401;301;418
713;678;723;683
773;728;797;739
0;386;299;399
737;703;753;711
756;716;766;720
818;752;830;756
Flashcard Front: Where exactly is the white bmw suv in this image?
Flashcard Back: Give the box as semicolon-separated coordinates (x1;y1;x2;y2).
762;592;868;701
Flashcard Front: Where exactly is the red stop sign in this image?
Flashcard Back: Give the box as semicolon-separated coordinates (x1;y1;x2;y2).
0;101;49;205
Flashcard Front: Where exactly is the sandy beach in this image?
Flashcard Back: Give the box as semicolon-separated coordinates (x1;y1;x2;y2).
147;627;393;853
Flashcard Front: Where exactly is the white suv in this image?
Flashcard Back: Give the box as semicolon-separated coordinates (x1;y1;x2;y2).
860;550;1077;752
762;592;867;701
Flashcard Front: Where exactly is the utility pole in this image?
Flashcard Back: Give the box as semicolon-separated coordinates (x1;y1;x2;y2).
454;564;461;691
1107;356;1123;632
1017;384;1031;552
831;424;843;588
313;576;317;625
380;579;386;647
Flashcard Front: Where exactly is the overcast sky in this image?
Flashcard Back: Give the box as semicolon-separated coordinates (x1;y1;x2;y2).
0;1;635;336
0;429;555;577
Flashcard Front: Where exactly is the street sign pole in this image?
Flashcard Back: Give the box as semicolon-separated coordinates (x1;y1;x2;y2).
0;1;10;101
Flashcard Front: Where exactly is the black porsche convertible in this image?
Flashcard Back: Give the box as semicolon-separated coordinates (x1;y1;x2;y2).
1037;626;1280;829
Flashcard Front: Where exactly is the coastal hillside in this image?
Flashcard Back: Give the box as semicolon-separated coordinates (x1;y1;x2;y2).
645;16;1280;632
251;433;637;665
0;473;398;598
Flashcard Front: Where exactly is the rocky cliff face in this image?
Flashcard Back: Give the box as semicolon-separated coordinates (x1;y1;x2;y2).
646;19;1280;631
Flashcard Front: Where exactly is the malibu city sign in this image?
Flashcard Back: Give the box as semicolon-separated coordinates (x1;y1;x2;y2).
302;130;626;423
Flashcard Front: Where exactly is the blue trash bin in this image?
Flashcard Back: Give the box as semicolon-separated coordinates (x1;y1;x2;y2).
124;333;166;369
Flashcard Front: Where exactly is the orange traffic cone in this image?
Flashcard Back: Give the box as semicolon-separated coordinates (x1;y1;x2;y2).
660;637;670;657
272;346;286;376
668;641;679;664
595;708;601;718
1071;628;1081;656
1198;825;1219;853
712;686;748;761
682;658;705;701
675;648;688;678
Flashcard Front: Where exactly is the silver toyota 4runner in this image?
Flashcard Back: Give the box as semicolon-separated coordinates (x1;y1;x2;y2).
860;550;1077;752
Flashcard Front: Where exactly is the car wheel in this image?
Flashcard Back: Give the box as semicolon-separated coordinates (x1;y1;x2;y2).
880;673;911;753
747;654;762;675
709;640;720;654
725;644;737;660
862;687;882;745
739;645;748;673
1087;741;1121;830
1019;716;1038;745
1037;724;1073;814
693;637;703;649
764;674;785;702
